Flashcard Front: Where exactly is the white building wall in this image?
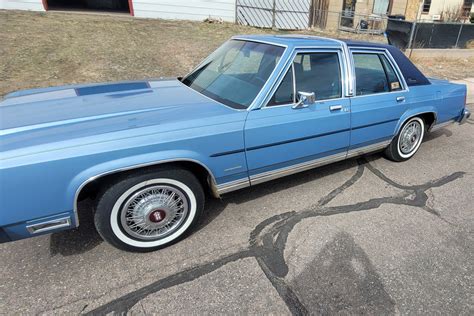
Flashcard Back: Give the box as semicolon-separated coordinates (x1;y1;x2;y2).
0;0;236;22
0;0;45;11
420;0;465;20
132;0;236;22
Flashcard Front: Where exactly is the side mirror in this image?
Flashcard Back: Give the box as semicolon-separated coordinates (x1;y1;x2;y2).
292;91;316;109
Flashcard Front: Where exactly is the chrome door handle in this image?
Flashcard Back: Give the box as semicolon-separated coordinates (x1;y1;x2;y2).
329;105;343;111
396;96;405;102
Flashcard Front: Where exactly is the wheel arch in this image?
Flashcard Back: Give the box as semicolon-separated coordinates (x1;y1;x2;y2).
71;156;219;226
395;109;437;136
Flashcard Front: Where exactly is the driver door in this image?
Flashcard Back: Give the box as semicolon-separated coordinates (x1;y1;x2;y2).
244;50;351;184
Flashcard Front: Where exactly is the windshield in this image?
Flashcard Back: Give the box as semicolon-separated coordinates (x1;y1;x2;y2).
182;40;284;109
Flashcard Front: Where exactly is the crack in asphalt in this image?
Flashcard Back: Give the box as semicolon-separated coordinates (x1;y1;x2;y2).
86;158;464;315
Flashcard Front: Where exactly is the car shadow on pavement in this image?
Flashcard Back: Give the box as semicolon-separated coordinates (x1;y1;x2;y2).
49;197;229;256
424;127;453;141
291;232;396;314
50;199;102;256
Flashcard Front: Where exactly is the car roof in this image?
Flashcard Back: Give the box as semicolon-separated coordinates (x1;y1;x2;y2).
342;39;431;86
232;34;344;48
232;35;430;87
233;34;403;49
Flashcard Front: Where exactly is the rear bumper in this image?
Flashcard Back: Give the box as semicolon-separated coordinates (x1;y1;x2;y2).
459;108;471;125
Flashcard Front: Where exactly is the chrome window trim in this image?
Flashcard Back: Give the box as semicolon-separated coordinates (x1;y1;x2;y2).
231;36;289;48
73;158;220;226
261;98;345;109
248;45;345;111
348;90;409;99
291;62;297;103
260;48;347;110
274;35;344;46
229;37;291;112
349;48;410;98
329;38;354;96
256;48;299;110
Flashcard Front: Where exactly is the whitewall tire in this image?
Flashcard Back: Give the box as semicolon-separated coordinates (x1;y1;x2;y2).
384;116;425;162
94;168;204;252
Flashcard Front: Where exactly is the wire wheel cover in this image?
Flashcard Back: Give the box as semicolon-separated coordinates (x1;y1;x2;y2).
399;120;422;154
120;185;189;240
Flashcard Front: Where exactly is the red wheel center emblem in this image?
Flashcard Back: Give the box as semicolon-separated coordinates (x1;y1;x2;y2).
149;210;166;223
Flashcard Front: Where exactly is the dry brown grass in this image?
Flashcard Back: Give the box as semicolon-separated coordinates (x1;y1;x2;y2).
412;56;474;80
0;10;471;96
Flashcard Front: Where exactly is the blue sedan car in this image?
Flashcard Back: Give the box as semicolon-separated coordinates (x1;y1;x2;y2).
0;35;470;251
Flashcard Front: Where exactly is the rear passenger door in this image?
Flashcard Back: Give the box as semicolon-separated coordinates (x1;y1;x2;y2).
349;49;409;154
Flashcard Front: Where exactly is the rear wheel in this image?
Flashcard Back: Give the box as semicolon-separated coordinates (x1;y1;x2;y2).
94;168;204;252
384;117;425;162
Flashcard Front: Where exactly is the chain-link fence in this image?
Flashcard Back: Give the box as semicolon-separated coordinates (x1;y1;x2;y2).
328;10;388;34
235;1;474;48
236;1;389;33
236;0;310;30
386;19;474;49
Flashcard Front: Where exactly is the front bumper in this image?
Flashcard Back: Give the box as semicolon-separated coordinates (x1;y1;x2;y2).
459;108;471;124
0;213;74;244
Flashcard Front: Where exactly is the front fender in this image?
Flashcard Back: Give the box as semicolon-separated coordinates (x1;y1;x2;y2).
65;150;215;220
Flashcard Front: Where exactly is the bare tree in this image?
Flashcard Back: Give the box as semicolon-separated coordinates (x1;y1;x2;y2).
440;4;465;22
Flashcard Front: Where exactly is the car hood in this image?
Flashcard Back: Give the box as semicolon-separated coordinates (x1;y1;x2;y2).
0;79;241;156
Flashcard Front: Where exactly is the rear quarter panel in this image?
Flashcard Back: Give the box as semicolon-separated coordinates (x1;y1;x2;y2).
394;80;466;134
428;79;466;123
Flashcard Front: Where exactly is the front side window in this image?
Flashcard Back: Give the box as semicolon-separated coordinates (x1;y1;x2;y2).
353;52;402;96
267;52;342;106
268;67;294;106
182;40;284;109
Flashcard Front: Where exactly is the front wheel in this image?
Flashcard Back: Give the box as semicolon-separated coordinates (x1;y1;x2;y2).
384;116;425;162
94;168;204;252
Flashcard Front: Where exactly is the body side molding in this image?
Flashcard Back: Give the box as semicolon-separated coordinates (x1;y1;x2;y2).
216;139;392;195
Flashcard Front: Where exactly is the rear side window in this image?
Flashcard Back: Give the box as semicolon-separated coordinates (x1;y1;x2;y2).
380;55;402;91
353;52;402;96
